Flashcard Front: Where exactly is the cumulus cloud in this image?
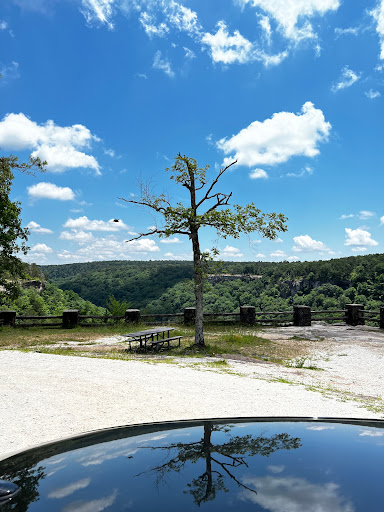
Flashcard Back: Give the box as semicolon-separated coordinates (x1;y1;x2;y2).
160;237;182;244
59;230;95;243
26;221;53;234
270;250;286;258
344;228;378;247
359;210;375;220
63;216;134;232
365;89;381;99
292;235;331;253
28;182;75;201
250;168;268;179
0;113;100;173
201;21;288;67
221;245;243;258
332;66;361;92
237;0;340;42
202;21;254;64
256;253;266;258
153;50;175;77
218;102;330;168
340;213;354;220
30;243;53;253
370;0;384;59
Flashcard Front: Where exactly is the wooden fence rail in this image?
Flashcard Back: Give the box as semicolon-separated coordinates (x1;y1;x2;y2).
1;304;384;329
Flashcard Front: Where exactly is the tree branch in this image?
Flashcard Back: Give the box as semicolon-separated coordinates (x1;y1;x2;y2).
196;160;237;209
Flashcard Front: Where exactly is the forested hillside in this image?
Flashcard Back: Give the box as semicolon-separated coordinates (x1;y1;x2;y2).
40;253;384;313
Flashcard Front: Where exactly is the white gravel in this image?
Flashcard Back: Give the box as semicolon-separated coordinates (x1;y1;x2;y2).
1;332;383;460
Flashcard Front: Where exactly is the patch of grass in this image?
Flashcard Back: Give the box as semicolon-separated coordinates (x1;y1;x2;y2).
205;359;229;368
285;356;324;371
271;377;293;384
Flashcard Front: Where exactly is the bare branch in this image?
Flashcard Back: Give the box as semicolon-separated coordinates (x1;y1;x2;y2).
202;192;232;216
126;229;189;243
118;197;167;214
196;160;237;209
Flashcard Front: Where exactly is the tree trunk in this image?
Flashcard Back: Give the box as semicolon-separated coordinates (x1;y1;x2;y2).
191;229;205;346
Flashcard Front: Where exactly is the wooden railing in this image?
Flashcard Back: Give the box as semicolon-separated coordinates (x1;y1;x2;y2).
1;304;383;329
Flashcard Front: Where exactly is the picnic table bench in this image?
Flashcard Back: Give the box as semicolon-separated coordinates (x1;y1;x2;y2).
122;327;182;352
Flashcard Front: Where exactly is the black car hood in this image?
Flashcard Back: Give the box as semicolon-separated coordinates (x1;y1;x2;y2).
1;417;383;511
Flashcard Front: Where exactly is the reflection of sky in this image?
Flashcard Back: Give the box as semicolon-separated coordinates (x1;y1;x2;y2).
60;489;118;512
306;426;335;431
240;476;354;512
48;478;91;499
359;430;384;437
267;465;285;474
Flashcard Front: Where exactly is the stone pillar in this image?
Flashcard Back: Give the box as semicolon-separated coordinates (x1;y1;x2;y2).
345;304;364;326
184;307;196;325
125;309;141;323
0;310;16;327
380;307;384;329
62;310;79;329
293;305;311;326
240;306;256;325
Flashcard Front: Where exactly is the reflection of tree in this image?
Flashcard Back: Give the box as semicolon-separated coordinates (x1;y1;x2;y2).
0;464;45;512
137;422;301;506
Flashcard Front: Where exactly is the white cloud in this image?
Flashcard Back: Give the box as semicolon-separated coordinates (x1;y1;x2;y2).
256;253;266;258
250;168;268;179
167;1;201;35
63;216;134;232
238;0;340;42
286;165;313;178
287;255;300;261
274;238;283;243
344;228;378;247
26;221;53;234
183;47;196;59
125;239;160;252
365;89;381;99
0;61;20;83
351;247;367;252
104;148;115;157
370;0;384;59
201;21;287;67
139;11;169;37
292;234;330;252
28;182;75;201
221;245;243;258
340;213;354;220
218;102;330;168
259;15;272;44
240;475;353;512
360;430;384;437
380;216;384;225
335;26;359;37
332;66;361;92
359;210;375;219
59;230;95;243
80;0;115;29
30;243;53;253
270;250;286;258
160;237;182;244
0;20;8;30
0;113;100;173
153;50;175;78
202;21;254;64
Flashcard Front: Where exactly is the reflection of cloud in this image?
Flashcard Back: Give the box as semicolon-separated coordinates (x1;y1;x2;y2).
267;465;285;474
48;478;91;499
307;425;335;431
360;430;384;437
240;476;354;512
79;447;138;467
61;489;118;512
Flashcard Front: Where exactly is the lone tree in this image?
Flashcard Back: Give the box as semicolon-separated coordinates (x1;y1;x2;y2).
120;154;287;346
0;155;46;304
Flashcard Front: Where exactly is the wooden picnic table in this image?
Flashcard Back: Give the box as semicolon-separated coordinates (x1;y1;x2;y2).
122;327;182;352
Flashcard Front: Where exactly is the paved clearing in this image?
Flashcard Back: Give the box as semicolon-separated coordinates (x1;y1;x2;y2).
1;323;383;460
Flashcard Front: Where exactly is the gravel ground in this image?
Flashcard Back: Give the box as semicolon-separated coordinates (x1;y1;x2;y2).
1;324;383;460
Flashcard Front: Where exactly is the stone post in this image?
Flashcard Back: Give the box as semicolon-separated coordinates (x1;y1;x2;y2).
293;305;311;326
380;307;384;329
240;306;256;325
125;309;141;323
0;310;16;327
62;309;79;329
184;307;196;325
345;304;364;326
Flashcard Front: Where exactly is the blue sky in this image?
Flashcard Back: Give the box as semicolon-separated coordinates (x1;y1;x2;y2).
1;0;384;264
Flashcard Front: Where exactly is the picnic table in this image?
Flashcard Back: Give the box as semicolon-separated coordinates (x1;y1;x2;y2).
122;327;182;352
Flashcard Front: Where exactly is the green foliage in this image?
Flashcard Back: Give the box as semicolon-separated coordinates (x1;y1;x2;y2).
0;155;45;304
7;282;104;316
40;252;384;314
106;295;130;315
